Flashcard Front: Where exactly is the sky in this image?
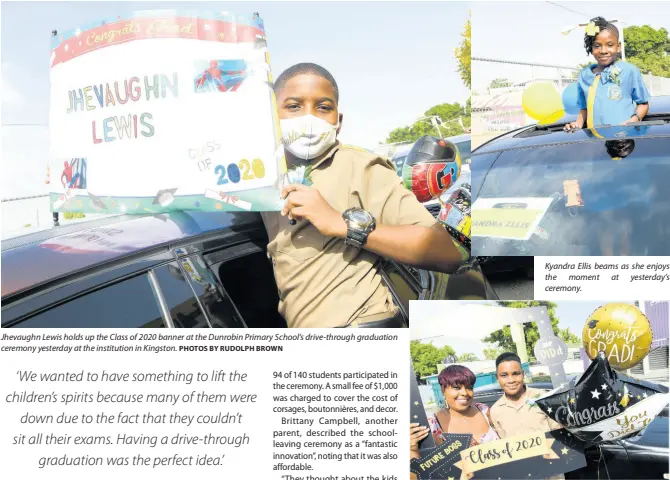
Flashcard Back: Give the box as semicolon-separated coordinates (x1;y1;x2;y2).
410;300;637;358
0;1;470;200
472;1;670;92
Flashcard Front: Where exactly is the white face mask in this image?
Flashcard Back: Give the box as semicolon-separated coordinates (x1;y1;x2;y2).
280;114;338;160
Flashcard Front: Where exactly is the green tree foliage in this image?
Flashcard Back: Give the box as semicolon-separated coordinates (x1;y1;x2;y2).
410;340;456;379
454;13;471;88
482;344;504;360
622;25;670;77
457;353;480;362
624;24;670;58
386;100;471;143
489;78;512;89
627;54;670;78
482;301;560;360
557;327;581;345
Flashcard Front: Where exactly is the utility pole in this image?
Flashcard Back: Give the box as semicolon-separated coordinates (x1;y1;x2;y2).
429;117;443;138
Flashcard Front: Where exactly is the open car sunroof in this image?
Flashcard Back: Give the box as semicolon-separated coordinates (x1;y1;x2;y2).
514;115;669;138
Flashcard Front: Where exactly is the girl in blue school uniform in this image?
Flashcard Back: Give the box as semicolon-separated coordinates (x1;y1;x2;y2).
565;17;650;131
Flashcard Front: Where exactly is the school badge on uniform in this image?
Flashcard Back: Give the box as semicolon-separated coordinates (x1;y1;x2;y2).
608;85;622;101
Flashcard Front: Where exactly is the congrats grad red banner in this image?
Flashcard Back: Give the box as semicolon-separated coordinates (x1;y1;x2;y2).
51;17;264;67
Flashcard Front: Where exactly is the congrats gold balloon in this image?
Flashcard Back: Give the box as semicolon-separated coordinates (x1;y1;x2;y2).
582;303;653;370
521;83;565;124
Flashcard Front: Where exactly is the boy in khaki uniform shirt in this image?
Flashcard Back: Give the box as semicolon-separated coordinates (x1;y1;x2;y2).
262;63;464;328
490;352;564;480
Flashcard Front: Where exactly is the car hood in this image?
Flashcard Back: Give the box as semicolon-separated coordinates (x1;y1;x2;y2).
1;211;261;298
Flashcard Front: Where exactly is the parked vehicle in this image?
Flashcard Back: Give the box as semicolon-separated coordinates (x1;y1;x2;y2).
445;133;472;165
480;255;534;279
1;211;498;328
472;96;670;256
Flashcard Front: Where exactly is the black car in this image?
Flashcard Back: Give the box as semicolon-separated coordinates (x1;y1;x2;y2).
1;211;497;328
471;96;670;256
474;382;669;480
480;255;534;279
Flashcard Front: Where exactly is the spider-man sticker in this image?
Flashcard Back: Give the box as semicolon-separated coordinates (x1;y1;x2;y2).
194;59;248;93
59;158;87;190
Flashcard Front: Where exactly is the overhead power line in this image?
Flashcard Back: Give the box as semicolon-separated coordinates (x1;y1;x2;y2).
545;1;592;19
2;194;50;203
2;123;49;127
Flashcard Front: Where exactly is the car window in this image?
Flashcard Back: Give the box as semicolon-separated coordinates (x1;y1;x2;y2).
174;256;244;328
206;243;286;328
152;263;210;328
472;137;670;256
383;262;420;312
15;274;165;328
470;152;500;199
626;417;668;448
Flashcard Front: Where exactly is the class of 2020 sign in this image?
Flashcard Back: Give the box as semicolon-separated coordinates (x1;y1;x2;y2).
49;10;287;214
411;429;586;479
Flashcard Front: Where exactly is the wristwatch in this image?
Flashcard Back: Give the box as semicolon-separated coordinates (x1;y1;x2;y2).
342;208;376;248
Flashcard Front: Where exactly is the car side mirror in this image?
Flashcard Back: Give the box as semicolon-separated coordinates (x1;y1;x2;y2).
474;256;493;267
453;255;492;275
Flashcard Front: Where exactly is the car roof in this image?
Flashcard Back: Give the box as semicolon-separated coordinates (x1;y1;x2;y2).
647;94;670;114
475;95;670;155
474;121;670;156
1;210;262;299
446;133;471;144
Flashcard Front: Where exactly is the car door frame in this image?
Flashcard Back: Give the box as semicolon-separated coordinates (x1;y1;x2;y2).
380;260;430;322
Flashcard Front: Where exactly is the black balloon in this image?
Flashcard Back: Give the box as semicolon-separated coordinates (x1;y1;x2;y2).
535;351;669;445
405;135;458;167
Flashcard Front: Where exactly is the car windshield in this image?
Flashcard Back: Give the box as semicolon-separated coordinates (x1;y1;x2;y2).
626;416;668;448
472;132;670;256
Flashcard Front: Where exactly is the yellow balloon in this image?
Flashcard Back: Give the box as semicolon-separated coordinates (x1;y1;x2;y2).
538;109;565;125
582;303;653;370
522;83;563;122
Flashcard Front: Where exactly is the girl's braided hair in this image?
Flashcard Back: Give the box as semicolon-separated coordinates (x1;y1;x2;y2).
584;17;620;55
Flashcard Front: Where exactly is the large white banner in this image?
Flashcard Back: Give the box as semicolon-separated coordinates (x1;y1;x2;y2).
49;11;286;214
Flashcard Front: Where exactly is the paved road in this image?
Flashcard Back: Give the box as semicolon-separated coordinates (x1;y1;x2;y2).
488;271;535;300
